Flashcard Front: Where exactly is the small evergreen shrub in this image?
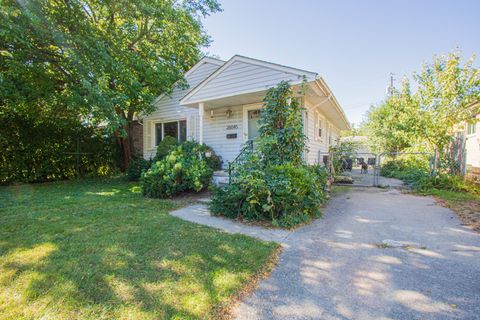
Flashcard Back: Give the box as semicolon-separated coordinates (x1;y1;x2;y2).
141;142;213;198
126;156;151;181
154;136;179;161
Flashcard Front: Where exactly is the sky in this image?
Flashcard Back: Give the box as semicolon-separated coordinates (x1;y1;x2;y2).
201;0;480;127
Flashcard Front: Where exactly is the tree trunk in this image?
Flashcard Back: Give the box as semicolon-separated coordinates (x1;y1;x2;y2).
116;126;133;172
114;108;135;172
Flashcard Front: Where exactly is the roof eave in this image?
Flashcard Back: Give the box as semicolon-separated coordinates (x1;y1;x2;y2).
180;55;318;105
315;77;351;131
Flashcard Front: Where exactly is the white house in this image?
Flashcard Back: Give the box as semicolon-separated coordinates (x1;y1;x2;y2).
141;55;350;167
455;102;480;182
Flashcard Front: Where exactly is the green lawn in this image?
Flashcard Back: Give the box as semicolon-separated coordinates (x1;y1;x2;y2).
0;178;278;320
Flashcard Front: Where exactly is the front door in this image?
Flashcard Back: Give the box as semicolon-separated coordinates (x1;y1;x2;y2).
247;109;261;141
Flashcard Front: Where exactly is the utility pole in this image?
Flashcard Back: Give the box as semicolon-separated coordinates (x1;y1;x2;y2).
388;72;396;97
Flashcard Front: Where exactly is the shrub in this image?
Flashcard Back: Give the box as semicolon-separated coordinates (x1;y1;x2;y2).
210;82;329;228
126;156;151;181
181;141;222;170
329;140;357;175
141;142;213;198
208;184;247;219
0;107;120;184
209;160;328;228
381;159;480;194
153;136;179;162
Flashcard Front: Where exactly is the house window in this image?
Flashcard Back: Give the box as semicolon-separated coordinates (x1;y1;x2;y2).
164;121;178;139
315;112;323;140
180;120;187;142
318;119;323;139
326;124;332;145
468;121;477;135
155;123;163;146
155;120;187;146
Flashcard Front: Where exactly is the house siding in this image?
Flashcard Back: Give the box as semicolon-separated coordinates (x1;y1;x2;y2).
186;61;305;103
464;114;480;182
143;57;347;168
304;99;341;165
142;61;221;159
203;105;245;165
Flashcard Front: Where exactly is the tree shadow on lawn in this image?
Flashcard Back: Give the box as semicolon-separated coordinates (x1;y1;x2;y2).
0;178;277;319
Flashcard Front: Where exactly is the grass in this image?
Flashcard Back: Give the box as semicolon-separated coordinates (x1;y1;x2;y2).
330;185;351;196
0;177;278;320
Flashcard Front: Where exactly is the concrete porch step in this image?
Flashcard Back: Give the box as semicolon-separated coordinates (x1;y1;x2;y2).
213;170;229;177
212;170;229;186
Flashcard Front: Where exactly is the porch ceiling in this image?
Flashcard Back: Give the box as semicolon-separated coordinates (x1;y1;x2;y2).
179;79;351;131
182;89;267;109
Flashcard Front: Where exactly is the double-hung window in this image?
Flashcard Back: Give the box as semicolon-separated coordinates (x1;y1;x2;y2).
315;112;323;140
155;120;187;146
467;120;477;135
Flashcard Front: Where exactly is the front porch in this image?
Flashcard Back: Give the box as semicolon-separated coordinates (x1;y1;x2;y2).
175;54;350;167
195;99;263;166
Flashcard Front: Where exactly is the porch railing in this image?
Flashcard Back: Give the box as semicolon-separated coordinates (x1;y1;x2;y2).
228;140;254;184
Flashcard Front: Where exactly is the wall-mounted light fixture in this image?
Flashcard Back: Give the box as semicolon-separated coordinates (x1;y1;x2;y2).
226;109;232;119
210;110;214;118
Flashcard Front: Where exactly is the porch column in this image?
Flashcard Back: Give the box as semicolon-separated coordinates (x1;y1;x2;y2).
301;97;307;162
198;102;204;144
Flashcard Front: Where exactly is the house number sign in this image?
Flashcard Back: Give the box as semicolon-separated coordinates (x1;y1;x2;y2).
226;124;238;130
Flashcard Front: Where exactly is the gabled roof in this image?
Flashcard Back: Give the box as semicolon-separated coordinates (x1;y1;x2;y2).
183;56;224;77
151;56;225;105
180;55;317;105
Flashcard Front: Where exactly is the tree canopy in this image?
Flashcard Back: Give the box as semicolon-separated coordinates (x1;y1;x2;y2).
362;50;480;157
1;0;221;169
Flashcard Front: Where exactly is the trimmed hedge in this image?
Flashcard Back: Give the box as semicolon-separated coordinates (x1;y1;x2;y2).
0;108;119;184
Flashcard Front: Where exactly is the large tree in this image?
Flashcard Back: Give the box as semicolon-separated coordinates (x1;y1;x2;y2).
362;50;480;157
1;0;220;170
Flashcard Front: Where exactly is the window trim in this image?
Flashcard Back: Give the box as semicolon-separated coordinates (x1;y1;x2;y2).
242;103;263;142
315;111;324;141
153;119;188;147
467;122;477;135
326;122;332;146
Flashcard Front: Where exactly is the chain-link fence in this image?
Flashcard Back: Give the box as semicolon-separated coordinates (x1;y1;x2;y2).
319;150;444;187
318;151;378;186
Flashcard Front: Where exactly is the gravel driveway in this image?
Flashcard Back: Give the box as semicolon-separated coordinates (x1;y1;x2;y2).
234;188;480;320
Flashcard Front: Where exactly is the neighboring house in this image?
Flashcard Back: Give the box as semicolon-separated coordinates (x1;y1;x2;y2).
340;136;372;155
141;55;350;167
454;102;480;182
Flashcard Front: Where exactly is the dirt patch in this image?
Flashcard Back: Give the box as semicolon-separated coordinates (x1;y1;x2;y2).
435;197;480;233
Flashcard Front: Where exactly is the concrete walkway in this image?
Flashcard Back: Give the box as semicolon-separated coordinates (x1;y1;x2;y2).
170;203;292;243
170;188;480;319
343;168;404;187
